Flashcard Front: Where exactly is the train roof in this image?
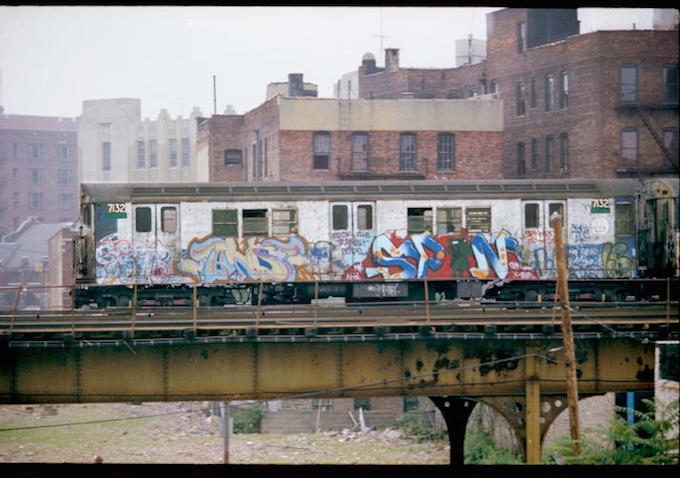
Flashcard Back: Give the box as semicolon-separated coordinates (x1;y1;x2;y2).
80;178;678;203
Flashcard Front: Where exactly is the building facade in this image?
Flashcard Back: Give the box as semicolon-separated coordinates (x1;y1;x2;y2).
341;8;678;179
77;98;205;183
0;114;78;239
199;92;504;182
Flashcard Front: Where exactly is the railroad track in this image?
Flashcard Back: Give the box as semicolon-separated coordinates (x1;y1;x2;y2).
1;300;677;338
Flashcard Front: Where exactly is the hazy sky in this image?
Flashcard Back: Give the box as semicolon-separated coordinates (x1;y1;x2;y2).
0;6;664;120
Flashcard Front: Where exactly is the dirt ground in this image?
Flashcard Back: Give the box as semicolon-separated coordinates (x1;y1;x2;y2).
0;402;450;465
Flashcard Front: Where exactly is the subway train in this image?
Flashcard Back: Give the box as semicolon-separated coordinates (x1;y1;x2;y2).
73;177;679;308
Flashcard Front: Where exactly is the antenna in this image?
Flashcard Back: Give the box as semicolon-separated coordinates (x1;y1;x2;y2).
213;75;217;115
372;7;391;60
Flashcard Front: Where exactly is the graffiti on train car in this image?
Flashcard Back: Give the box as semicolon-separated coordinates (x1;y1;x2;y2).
95;233;175;284
174;235;315;283
342;229;539;281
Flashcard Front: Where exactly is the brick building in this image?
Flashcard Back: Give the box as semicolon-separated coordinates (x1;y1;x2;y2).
199;74;504;182
345;8;678;179
0;114;78;239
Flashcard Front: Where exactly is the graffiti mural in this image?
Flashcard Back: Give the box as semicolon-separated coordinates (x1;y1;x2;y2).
175;235;315;283
527;240;636;279
342;229;539;281
96;234;174;284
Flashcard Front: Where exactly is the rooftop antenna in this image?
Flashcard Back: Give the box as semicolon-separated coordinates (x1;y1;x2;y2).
372;7;391;60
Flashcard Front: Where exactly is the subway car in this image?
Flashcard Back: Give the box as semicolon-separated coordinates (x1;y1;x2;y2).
73;177;679;308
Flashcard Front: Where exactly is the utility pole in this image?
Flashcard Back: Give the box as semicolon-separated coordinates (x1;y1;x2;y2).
551;213;580;455
219;401;232;464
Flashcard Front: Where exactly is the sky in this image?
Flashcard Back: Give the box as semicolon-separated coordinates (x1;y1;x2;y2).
0;6;668;120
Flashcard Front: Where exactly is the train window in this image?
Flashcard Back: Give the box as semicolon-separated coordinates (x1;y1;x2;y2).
161;207;177;233
408;208;433;234
615;203;633;237
212;209;237;237
272;209;297;235
135;207;152;233
243;209;268;237
548;203;563;220
437;207;462;234
525;203;539;228
357;205;373;230
332;204;349;231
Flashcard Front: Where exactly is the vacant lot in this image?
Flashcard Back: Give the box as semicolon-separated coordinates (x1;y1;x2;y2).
0;402;449;464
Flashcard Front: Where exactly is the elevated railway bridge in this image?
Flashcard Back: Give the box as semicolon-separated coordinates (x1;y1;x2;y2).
1;281;678;464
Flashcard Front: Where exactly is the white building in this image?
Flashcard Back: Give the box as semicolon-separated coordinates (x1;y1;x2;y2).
78;98;206;183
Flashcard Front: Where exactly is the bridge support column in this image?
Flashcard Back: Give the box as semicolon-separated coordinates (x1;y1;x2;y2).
429;396;476;466
525;374;541;463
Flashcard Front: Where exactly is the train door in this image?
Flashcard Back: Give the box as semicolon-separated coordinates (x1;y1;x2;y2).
330;201;375;269
131;203;180;282
522;199;566;277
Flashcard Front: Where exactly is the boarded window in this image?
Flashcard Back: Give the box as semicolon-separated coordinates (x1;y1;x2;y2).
135;207;152;233
313;132;330;169
213;209;237;237
243;209;268;237
408;208;433;234
161;207;177;233
437;207;462;234
272;209;297;235
525;203;539;228
332;204;348;230
615;203;634;237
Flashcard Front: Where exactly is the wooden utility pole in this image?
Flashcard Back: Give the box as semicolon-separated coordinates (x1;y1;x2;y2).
551;213;580;455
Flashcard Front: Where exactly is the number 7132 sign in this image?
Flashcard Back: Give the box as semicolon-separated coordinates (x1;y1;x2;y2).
591;198;610;213
106;202;128;218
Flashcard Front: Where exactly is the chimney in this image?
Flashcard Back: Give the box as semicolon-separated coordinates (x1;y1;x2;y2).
288;73;304;97
385;48;399;73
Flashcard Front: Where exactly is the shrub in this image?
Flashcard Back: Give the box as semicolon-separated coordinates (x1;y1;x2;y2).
232;401;267;434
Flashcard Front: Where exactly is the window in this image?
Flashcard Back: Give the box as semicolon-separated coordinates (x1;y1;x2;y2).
490;79;497;93
530;77;537;108
559;133;569;172
58;144;72;161
525;203;539;228
58;194;73;210
437;207;462;234
12;192;20;207
148;139;157;168
29;192;43;209
517;21;527;53
403;396;419;413
516;83;526;116
312;399;332;411
530;138;538;171
663;128;678;163
357;204;373;230
351;133;369;171
272;209;297;235
517;142;526;177
224;149;242;166
545;135;554;172
559;71;568;109
212;209;237;237
545;74;554;111
57;169;73;184
102;142;111;171
437;133;455;171
30;143;43;160
622;129;638;163
181;138;190;167
407;208;433;234
621;65;637;102
169;139;178;167
354;398;371;411
161;207;177;233
399;133;417;171
28;168;43;184
136;140;145;168
615;203;634;237
135;207;152;233
332;204;348;230
242;209;267;237
13;142;20;159
663;64;678;103
313;132;330;169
